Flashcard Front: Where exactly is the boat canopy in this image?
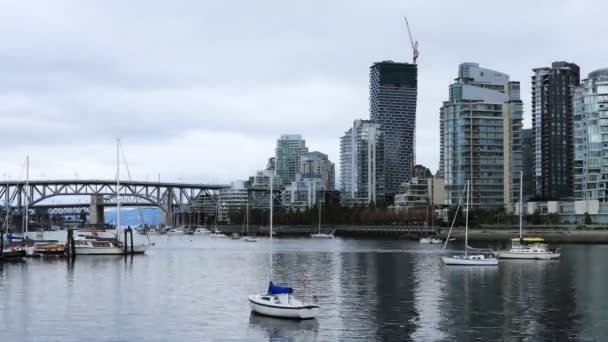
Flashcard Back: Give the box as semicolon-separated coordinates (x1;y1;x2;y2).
512;237;544;242
267;281;293;295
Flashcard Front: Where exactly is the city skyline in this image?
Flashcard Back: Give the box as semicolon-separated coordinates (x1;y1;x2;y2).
1;1;608;185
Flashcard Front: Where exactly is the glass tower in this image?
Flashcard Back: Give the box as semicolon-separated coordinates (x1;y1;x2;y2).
440;63;523;209
275;135;308;186
340;120;385;206
573;68;608;200
369;61;417;199
532;62;580;200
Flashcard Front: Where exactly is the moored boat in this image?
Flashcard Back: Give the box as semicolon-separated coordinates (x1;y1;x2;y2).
248;282;319;319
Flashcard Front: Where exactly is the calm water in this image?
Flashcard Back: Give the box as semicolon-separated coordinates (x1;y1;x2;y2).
1;233;607;341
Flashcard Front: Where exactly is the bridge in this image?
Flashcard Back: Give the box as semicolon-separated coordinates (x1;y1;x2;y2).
1;179;230;225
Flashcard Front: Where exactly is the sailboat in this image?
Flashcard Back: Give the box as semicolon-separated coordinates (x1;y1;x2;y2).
248;175;319;319
495;172;561;260
441;181;498;266
74;139;150;255
310;202;334;239
243;198;257;242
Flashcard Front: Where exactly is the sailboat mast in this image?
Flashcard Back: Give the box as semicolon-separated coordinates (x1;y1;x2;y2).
25;156;29;236
318;200;321;234
269;174;273;280
519;170;523;240
116;139;121;239
465;181;469;257
246;196;249;235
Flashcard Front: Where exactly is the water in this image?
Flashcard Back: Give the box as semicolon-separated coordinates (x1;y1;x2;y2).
1;233;608;341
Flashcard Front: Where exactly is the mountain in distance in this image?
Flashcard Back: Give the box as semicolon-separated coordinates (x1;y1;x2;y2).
104;208;160;226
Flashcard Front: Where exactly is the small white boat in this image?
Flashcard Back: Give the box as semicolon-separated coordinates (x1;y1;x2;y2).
420;237;442;244
249;173;319;319
496;238;561;260
210;229;228;238
73;239;147;255
310;231;335;239
244;236;257;242
495;173;561;260
193;227;211;235
232;232;240;239
32;242;66;256
310;204;334;239
441;253;498;266
441;181;498;267
165;228;186;235
249;283;319;320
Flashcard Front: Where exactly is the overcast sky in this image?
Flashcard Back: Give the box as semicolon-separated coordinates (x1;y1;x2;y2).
1;0;607;185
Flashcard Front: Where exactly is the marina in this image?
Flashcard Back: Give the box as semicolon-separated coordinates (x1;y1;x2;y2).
1;234;607;340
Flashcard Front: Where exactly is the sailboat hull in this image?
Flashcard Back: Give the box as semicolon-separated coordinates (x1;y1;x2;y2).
248;294;319;319
442;255;498;266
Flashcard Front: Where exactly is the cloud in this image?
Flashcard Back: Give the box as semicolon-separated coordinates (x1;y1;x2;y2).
1;0;607;184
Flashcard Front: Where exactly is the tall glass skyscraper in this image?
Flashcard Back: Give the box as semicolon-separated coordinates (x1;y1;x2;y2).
573;68;608;200
369;61;417;199
275;135;308;185
532;62;580;200
340;120;385;206
439;63;523;209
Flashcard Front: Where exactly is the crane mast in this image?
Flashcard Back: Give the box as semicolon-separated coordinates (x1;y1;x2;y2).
404;17;419;64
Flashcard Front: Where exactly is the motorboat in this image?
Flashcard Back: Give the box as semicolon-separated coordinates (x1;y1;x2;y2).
165;228;186;235
441;181;498;266
73;238;147;255
495;172;561;260
244;235;257;242
310;230;335;239
420;236;442;244
193;227;211;235
496;237;561;260
31;242;66;256
249;174;319;319
210;229;228;238
248;282;319;320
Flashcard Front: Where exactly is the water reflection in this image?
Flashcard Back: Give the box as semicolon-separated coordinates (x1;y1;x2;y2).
248;313;319;341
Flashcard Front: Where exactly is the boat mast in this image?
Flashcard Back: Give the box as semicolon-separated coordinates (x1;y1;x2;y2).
116;139;121;240
246;195;249;235
465;181;469;257
519;170;523;240
269;174;273;280
318;200;321;234
25;156;29;237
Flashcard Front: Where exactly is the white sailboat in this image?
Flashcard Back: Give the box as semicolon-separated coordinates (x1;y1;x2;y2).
249;174;319;319
441;181;498;266
243;199;257;242
75;139;150;255
310;202;334;239
496;172;561;260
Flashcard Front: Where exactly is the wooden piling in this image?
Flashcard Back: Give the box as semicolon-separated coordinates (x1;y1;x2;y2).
129;228;134;255
123;229;128;254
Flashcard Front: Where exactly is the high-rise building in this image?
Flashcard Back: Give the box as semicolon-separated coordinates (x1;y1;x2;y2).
369;61;417;198
340;120;385;206
299;151;335;191
574;68;608;200
532;62;580;200
440;63;523;209
275;135;308;185
521;128;534;201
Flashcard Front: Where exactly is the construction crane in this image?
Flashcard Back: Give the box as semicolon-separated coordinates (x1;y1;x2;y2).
404;17;419;64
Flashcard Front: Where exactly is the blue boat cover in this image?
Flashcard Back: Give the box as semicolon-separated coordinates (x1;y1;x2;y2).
7;234;23;240
267;281;293;294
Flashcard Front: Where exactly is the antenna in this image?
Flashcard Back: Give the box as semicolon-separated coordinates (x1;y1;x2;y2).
404;17;419;64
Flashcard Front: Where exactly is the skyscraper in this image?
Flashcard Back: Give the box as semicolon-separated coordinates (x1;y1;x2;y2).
275;135;308;185
369;61;417;198
299;151;335;191
532;61;580;200
521;128;534;201
340;120;385;206
440;63;523;209
573;68;608;200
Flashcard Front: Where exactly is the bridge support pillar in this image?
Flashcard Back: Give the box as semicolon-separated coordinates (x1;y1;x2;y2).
89;195;105;227
160;192;173;226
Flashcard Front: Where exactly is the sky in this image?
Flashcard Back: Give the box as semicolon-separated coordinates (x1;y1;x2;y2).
1;0;607;186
